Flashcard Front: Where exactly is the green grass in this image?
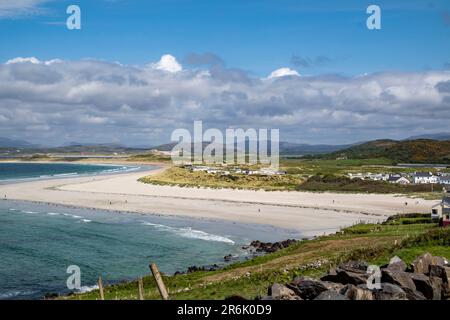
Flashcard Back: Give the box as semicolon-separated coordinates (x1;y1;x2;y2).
63;215;449;300
139;166;304;191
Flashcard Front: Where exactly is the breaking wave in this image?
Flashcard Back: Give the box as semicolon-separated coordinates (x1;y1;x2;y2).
142;222;235;244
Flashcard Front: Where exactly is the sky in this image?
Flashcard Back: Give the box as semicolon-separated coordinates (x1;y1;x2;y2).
0;0;450;146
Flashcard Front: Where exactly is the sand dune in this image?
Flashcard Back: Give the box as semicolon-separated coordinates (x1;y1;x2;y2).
0;166;438;236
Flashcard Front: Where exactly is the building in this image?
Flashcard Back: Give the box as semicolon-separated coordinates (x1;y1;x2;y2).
413;172;439;184
432;185;450;227
387;175;410;185
438;176;450;185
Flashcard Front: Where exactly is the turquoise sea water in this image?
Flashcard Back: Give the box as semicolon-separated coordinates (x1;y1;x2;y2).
0;162;139;183
0;163;301;300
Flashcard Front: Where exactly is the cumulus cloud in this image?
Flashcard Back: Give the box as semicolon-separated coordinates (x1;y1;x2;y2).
150;54;182;73
267;67;300;79
0;55;449;146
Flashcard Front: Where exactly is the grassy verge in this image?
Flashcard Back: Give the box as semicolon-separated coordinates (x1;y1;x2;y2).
63;215;449;300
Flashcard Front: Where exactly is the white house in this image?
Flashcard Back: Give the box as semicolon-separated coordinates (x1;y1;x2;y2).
439;176;450;185
413;172;439;184
387;175;410;184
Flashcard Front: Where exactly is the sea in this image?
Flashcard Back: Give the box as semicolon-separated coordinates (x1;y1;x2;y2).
0;162;301;300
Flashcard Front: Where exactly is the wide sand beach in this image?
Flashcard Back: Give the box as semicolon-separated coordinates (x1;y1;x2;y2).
0;164;439;237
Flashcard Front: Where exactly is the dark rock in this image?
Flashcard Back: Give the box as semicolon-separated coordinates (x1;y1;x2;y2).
430;277;443;300
249;239;297;253
268;283;301;300
411;252;433;274
429;265;450;298
224;254;233;262
321;266;369;285
340;284;373;300
402;287;427;300
381;269;416;291
287;277;327;300
374;283;407;300
322;281;345;292
314;290;348;300
410;273;440;300
186;264;220;273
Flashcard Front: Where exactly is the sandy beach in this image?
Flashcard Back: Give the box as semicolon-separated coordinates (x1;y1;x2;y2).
0;164;439;237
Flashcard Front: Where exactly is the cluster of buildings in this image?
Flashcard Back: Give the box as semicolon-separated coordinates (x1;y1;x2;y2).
431;186;450;227
182;165;287;176
348;171;450;185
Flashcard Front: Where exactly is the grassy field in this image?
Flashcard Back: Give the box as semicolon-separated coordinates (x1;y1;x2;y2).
138;159;444;198
139;166;304;191
63;215;449;300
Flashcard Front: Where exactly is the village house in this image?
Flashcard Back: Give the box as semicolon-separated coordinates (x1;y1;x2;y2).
438;175;450;185
413;172;439;184
387;174;410;185
431;185;450;227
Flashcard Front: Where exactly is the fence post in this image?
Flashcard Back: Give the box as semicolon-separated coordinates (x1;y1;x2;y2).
149;263;169;300
138;277;145;300
98;275;105;300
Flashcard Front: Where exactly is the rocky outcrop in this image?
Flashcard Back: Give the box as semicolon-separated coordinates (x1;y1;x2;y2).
249;239;298;253
261;253;449;300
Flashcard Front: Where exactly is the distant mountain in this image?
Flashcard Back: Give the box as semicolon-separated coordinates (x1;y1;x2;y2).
278;142;354;155
312;139;450;164
150;141;354;155
405;133;450;141
0;137;37;148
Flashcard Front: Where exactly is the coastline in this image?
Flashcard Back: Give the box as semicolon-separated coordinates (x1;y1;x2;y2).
0;161;439;236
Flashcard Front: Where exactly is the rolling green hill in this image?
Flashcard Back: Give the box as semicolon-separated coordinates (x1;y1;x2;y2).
310;139;450;164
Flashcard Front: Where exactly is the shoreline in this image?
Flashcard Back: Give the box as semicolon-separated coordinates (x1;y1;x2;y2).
0;161;439;235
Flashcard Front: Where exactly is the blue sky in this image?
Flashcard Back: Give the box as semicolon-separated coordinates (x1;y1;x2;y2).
0;1;450;146
1;0;450;76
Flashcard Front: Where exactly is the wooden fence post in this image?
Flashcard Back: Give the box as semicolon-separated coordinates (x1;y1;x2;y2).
138;277;145;300
98;275;105;300
149;263;169;300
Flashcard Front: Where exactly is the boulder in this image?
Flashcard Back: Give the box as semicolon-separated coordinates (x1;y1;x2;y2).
374;283;407;300
431;256;447;267
340;284;374;300
321;264;369;286
402;287;427;300
287;277;327;300
409;273;440;300
322;281;345;292
411;252;433;274
383;256;407;272
381;269;416;291
268;283;300;300
314;290;349;300
429;265;450;298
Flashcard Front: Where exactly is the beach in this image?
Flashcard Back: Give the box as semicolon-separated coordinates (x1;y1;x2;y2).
0;164;439;236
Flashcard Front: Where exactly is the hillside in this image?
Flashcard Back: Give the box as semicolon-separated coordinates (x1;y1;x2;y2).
310;139;450;164
62;215;450;300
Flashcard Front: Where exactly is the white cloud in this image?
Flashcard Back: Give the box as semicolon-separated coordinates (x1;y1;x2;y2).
151;54;182;73
267;67;300;79
6;57;41;65
5;57;61;65
0;0;50;18
0;56;449;145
